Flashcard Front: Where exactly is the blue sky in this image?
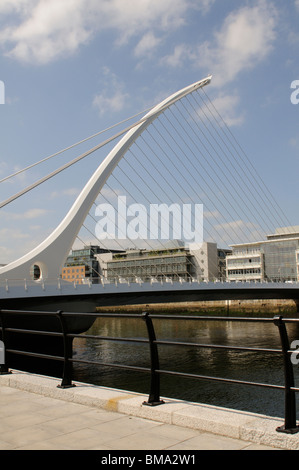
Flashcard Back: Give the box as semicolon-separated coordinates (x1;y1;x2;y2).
0;0;299;263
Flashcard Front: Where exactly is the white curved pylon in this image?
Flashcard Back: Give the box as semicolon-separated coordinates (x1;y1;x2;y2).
0;75;212;282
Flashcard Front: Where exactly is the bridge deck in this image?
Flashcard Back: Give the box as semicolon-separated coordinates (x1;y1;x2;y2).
1;280;299;309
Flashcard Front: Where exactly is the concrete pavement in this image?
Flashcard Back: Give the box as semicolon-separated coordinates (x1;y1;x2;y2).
0;370;298;450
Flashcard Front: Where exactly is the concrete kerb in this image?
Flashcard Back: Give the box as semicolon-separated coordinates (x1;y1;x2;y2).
1;370;299;450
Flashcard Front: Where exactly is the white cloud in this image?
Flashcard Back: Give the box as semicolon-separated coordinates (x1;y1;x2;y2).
134;32;162;58
0;161;8;176
163;1;277;85
93;89;129;116
212;219;263;245
193;92;244;128
287;1;299;44
0;227;29;239
0;0;33;15
0;207;54;263
0;0;91;63
207;94;244;127
289;137;299;149
162;44;191;68
9;208;49;220
0;0;212;64
0;226;51;263
197;1;277;86
93;68;129;116
0;208;49;238
49;187;80;199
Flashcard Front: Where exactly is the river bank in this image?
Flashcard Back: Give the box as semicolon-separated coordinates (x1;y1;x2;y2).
96;298;298;316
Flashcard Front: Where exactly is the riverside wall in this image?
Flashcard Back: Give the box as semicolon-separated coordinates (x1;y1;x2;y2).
97;299;298;316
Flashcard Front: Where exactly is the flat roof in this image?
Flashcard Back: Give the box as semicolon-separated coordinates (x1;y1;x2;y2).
230;236;299;248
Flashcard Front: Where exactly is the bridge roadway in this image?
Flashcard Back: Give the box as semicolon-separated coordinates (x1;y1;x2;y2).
1;279;299;311
1;370;297;450
1;279;299;334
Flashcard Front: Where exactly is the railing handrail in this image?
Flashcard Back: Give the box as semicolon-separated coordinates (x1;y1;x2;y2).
1;277;299;294
0;308;299;433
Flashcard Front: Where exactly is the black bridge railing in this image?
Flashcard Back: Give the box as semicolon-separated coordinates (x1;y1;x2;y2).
1;309;299;434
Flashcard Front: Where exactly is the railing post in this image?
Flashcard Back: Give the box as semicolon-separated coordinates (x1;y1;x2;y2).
56;310;75;389
142;312;164;406
0;310;11;375
273;315;299;433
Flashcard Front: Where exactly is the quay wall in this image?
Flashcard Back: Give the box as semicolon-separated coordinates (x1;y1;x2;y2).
97;298;297;315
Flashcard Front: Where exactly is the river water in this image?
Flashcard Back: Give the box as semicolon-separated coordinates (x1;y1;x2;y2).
72;313;299;419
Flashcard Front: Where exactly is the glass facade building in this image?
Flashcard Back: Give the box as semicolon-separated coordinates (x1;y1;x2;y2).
63;245;111;283
226;227;299;282
263;239;299;282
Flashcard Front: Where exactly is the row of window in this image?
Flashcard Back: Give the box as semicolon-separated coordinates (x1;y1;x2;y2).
227;268;261;276
108;256;188;268
109;273;191;281
63;274;84;279
62;267;85;274
108;264;190;276
226;257;261;266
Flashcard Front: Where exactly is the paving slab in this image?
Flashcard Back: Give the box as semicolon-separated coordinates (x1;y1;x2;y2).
0;370;296;450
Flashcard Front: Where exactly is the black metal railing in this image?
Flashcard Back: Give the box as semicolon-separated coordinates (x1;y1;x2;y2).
1;308;299;434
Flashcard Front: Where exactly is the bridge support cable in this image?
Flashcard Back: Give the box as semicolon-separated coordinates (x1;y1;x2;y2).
0;107;173;211
84;81;298;284
75;81;234;281
107;150;227;279
73;129;223;282
70;81;292;283
173;97;275;238
92;178;209;281
169;93;277;239
0;105;156;186
198;88;292;231
144;115;258;244
87;128;232;281
80;188;207;283
94;92;276;249
153;98;273;243
127;133;249;249
0;74;290;284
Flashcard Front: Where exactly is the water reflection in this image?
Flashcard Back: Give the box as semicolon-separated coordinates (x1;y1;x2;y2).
72;315;299;418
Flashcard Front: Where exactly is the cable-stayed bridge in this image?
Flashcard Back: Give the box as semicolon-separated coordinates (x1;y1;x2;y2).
0;75;298;331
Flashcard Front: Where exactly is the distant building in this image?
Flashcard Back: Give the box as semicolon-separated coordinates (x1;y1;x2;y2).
62;265;87;284
62;245;113;283
96;241;231;283
218;248;232;280
226;226;299;282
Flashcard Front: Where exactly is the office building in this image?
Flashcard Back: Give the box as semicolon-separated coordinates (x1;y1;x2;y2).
62;245;111;283
96;241;231;283
226;226;299;282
